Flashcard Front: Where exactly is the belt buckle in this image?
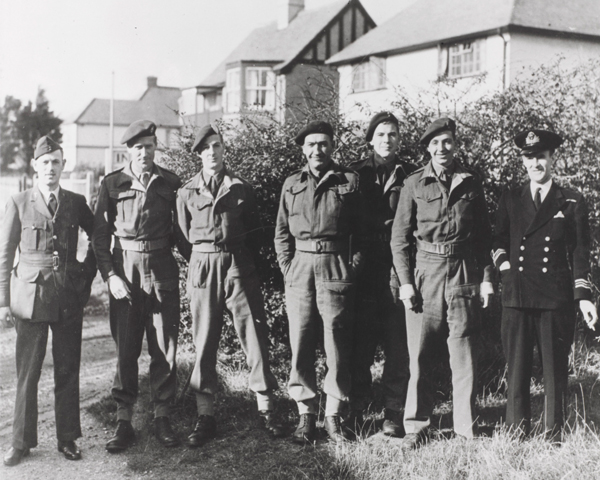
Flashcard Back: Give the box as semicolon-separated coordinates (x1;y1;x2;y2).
52;253;59;270
443;244;450;255
141;240;149;252
314;240;322;253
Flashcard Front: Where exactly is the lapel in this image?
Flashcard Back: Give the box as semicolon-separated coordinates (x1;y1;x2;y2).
55;188;72;220
524;182;566;236
31;187;53;219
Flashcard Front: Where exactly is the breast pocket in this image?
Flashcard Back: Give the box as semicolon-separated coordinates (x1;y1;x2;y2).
109;189;137;223
456;190;479;223
21;222;47;251
550;216;566;239
415;190;443;223
155;187;176;217
287;184;307;216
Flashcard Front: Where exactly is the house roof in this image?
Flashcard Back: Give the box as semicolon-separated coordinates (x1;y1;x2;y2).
198;0;350;88
74;86;181;127
327;0;600;65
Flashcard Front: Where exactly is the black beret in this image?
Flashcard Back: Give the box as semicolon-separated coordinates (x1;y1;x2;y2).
295;121;334;145
420;117;456;145
365;111;399;142
192;122;221;153
34;136;62;160
121;120;157;145
514;129;563;155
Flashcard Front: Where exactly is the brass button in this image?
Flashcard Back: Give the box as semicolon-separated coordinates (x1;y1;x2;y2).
544;247;549;252
543;258;548;263
520;246;525;251
542;267;548;273
545;236;550;241
519;256;524;261
519;266;523;272
53;251;58;255
53;235;58;240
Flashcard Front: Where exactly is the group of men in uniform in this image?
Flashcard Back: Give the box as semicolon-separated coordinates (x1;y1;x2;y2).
1;111;597;466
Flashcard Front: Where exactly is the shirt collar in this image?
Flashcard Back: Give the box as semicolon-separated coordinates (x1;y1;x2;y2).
530;179;553;201
37;185;60;205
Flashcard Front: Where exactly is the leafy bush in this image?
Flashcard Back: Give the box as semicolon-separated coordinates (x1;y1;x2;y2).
161;58;600;401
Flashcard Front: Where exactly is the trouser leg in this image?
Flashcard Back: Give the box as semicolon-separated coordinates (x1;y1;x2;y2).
285;252;319;412
535;307;575;433
501;307;534;434
380;292;409;412
51;311;84;441
109;290;146;422
12;319;49;449
225;254;278;407
316;252;355;413
146;287;179;418
446;283;481;438
188;252;224;401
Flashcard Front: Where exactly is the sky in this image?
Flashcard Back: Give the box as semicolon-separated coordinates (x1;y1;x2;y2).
0;0;416;122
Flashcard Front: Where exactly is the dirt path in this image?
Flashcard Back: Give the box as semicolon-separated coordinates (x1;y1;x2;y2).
0;314;151;479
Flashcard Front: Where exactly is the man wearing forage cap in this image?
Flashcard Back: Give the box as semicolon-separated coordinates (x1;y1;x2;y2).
93;120;190;452
1;136;96;466
176;122;282;447
346;112;417;437
275;121;367;443
391;117;494;450
492;128;597;442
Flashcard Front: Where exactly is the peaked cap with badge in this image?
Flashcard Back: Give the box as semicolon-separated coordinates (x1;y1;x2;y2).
514;129;563;155
192;122;221;153
294;121;334;145
34;135;63;159
419;117;456;145
365;111;399;142
121;120;157;145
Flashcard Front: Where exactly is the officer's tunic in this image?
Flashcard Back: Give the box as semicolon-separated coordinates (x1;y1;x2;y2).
493;182;591;434
93;162;187;421
274;163;366;413
348;153;416;412
176;169;278;406
0;187;96;450
391;160;493;438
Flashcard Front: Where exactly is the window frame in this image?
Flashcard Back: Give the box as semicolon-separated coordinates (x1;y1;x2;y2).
444;39;484;79
245;67;275;111
225;68;241;113
351;56;386;93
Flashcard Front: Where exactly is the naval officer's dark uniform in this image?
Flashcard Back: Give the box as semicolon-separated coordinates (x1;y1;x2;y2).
493;130;593;437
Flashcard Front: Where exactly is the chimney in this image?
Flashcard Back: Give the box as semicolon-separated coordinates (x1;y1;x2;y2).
278;0;304;30
147;76;158;88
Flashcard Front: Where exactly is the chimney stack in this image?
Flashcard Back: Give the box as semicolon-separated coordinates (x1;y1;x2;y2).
147;76;158;88
278;0;304;30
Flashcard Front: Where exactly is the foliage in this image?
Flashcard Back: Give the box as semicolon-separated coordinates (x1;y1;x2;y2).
0;89;62;173
162;58;600;398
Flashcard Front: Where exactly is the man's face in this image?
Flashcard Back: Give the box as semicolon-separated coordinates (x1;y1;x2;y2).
33;150;65;190
522;150;553;184
427;130;455;168
302;133;333;174
199;134;225;172
370;122;400;159
127;135;156;173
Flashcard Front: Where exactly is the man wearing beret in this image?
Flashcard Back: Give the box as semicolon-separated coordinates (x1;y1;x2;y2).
93;120;190;452
391;117;494;450
347;112;416;437
176;123;282;446
492;129;597;442
1;136;96;466
275;121;366;443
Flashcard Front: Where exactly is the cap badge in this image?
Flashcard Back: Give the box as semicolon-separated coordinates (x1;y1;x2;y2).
526;132;540;145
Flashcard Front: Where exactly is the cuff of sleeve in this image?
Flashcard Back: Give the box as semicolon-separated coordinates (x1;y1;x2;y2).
399;284;415;301
480;282;494;296
104;270;117;282
575;287;593;302
492;249;508;268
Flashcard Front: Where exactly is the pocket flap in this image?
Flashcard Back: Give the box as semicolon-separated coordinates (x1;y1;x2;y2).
452;283;479;298
109;189;136;200
416;191;442;202
154;279;178;291
323;281;354;294
192;196;213;210
289;184;307;195
334;183;357;195
460;191;480;201
15;264;42;283
156;188;176;201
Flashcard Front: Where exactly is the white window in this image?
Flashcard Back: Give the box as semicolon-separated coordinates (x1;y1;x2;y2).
352;57;386;92
447;41;483;78
245;67;275;110
225;68;241;113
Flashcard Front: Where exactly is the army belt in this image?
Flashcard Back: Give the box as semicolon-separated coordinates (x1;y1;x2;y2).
416;238;470;257
192;243;242;253
114;237;170;252
295;239;347;253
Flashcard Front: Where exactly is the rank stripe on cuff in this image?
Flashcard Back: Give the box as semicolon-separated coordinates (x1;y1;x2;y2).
492;249;506;263
574;279;592;290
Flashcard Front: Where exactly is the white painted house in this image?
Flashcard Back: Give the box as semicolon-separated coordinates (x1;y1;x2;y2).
327;0;600;120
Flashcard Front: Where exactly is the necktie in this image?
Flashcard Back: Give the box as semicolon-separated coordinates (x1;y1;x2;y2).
141;172;150;188
48;193;57;216
534;188;542;210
